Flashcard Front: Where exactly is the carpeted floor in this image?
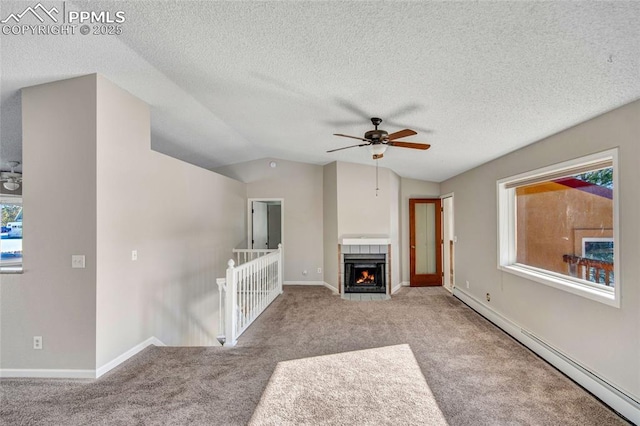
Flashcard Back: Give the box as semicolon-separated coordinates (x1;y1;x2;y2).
0;286;629;425
248;344;447;425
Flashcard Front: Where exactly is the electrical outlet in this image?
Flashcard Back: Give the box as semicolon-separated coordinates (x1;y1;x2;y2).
486;292;491;302
131;250;138;261
71;255;85;269
317;268;322;274
302;270;308;276
33;336;42;350
466;280;470;289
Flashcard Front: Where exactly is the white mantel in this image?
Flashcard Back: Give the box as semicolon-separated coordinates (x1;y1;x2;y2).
340;237;391;245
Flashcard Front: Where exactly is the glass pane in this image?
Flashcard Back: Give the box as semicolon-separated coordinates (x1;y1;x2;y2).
1;203;23;270
515;167;614;287
415;203;436;274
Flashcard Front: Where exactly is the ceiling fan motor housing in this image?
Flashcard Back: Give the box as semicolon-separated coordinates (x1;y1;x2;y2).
365;129;388;141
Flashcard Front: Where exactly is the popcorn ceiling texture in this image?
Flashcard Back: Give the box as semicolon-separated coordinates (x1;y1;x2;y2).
1;1;639;181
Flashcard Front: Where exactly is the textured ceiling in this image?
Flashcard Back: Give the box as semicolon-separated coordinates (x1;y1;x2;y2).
1;1;639;181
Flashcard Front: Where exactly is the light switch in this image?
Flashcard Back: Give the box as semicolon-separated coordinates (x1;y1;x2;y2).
131;250;138;261
71;255;85;269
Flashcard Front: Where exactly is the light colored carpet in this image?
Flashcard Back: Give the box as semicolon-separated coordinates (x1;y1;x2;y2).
0;286;628;425
248;344;447;425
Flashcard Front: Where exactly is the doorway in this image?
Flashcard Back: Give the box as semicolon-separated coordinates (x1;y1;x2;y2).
248;199;283;250
442;195;455;292
409;198;442;286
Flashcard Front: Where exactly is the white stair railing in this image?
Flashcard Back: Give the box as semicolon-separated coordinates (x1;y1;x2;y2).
217;244;283;346
232;248;276;265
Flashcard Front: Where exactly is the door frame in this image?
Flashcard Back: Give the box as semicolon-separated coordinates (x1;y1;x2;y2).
247;198;284;250
441;193;455;292
409;198;443;286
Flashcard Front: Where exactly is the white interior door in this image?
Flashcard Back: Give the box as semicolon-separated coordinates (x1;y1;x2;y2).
252;201;269;249
442;196;455;292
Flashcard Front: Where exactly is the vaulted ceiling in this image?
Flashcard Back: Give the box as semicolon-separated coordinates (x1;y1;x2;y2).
2;1;639;181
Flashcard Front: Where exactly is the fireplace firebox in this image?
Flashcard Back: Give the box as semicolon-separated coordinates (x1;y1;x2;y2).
344;253;386;293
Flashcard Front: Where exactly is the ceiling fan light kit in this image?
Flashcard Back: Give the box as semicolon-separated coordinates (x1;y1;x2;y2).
3;181;20;191
369;144;387;156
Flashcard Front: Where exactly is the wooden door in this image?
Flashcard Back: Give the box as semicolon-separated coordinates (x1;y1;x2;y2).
409;198;442;286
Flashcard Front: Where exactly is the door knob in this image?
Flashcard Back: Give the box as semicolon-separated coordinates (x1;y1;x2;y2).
411;245;416;249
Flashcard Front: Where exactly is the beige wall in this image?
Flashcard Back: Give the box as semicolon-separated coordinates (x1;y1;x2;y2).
216;158;439;291
1;75;247;373
441;100;640;398
332;162;402;289
321;163;437;291
399;177;441;285
1;75;98;370
95;75;246;367
389;172;401;290
323;162;339;290
336;162;392;237
215;158;324;283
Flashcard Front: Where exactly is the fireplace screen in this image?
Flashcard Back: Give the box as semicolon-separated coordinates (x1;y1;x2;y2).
344;254;386;293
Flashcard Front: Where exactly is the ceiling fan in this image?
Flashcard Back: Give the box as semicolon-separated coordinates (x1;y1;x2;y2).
1;161;23;191
328;117;431;160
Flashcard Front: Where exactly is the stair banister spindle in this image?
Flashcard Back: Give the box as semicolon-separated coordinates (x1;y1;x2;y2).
218;244;284;346
225;259;236;345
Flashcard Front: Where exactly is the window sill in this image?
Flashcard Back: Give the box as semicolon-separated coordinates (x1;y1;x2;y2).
500;264;619;308
0;267;23;274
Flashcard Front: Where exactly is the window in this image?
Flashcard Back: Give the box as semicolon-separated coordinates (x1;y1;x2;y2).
1;198;22;272
497;149;619;307
581;238;614;284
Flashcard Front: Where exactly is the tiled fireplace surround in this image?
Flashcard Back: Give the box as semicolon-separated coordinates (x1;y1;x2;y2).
339;238;391;296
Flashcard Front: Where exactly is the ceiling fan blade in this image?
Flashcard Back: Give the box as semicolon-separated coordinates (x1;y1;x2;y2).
333;133;370;142
386;103;422;120
385;120;434;134
387;141;431;150
387;129;417;141
325;119;367;127
335;98;371;120
327;143;370;153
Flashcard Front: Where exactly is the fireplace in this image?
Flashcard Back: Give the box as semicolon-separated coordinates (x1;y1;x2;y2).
344;253;386;293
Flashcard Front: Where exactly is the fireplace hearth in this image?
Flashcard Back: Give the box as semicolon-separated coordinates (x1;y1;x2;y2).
344;253;386;293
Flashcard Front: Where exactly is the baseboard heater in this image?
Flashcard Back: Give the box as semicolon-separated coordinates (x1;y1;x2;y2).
520;328;640;409
453;288;640;424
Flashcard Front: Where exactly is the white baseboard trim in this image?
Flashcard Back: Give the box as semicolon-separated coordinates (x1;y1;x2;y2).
453;287;640;424
323;282;339;294
283;281;339;294
96;336;165;378
0;337;166;380
391;283;402;294
401;281;410;287
0;368;95;379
